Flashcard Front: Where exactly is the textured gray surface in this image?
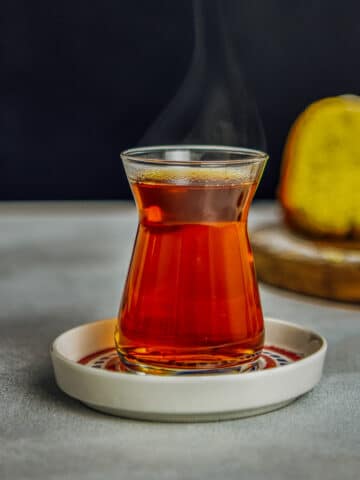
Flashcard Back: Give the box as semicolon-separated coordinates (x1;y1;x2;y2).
1;201;359;480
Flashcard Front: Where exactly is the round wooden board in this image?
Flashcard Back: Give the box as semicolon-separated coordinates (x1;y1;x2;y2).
251;223;360;302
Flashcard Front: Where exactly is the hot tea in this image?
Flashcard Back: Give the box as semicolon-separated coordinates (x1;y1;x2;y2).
116;153;266;374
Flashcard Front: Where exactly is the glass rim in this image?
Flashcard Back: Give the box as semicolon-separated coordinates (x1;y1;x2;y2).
120;145;268;166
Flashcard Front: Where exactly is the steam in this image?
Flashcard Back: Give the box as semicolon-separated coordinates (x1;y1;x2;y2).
139;0;266;150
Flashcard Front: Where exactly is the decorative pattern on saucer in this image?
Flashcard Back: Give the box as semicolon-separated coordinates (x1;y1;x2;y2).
79;346;302;373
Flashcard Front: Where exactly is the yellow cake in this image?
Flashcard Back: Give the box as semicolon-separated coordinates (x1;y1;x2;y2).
279;95;360;238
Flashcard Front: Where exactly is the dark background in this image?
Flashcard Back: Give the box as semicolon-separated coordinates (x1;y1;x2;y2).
1;0;359;200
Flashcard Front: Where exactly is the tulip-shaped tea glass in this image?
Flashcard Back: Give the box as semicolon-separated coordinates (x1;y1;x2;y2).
116;146;268;374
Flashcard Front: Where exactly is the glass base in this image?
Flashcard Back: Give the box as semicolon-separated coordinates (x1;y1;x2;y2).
117;351;262;376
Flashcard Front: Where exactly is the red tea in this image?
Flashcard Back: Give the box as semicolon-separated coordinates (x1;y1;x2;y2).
116;178;264;373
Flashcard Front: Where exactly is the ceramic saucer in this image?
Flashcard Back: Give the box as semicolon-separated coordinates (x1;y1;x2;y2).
51;317;327;422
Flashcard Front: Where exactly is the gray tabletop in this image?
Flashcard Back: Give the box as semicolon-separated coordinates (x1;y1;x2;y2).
1;201;359;480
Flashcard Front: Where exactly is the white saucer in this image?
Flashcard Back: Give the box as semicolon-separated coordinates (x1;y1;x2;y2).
51;317;327;422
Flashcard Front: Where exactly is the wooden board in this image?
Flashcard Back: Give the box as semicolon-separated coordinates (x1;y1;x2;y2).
251;223;360;302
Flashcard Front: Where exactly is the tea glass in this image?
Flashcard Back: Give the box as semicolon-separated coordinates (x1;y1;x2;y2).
116;146;268;375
